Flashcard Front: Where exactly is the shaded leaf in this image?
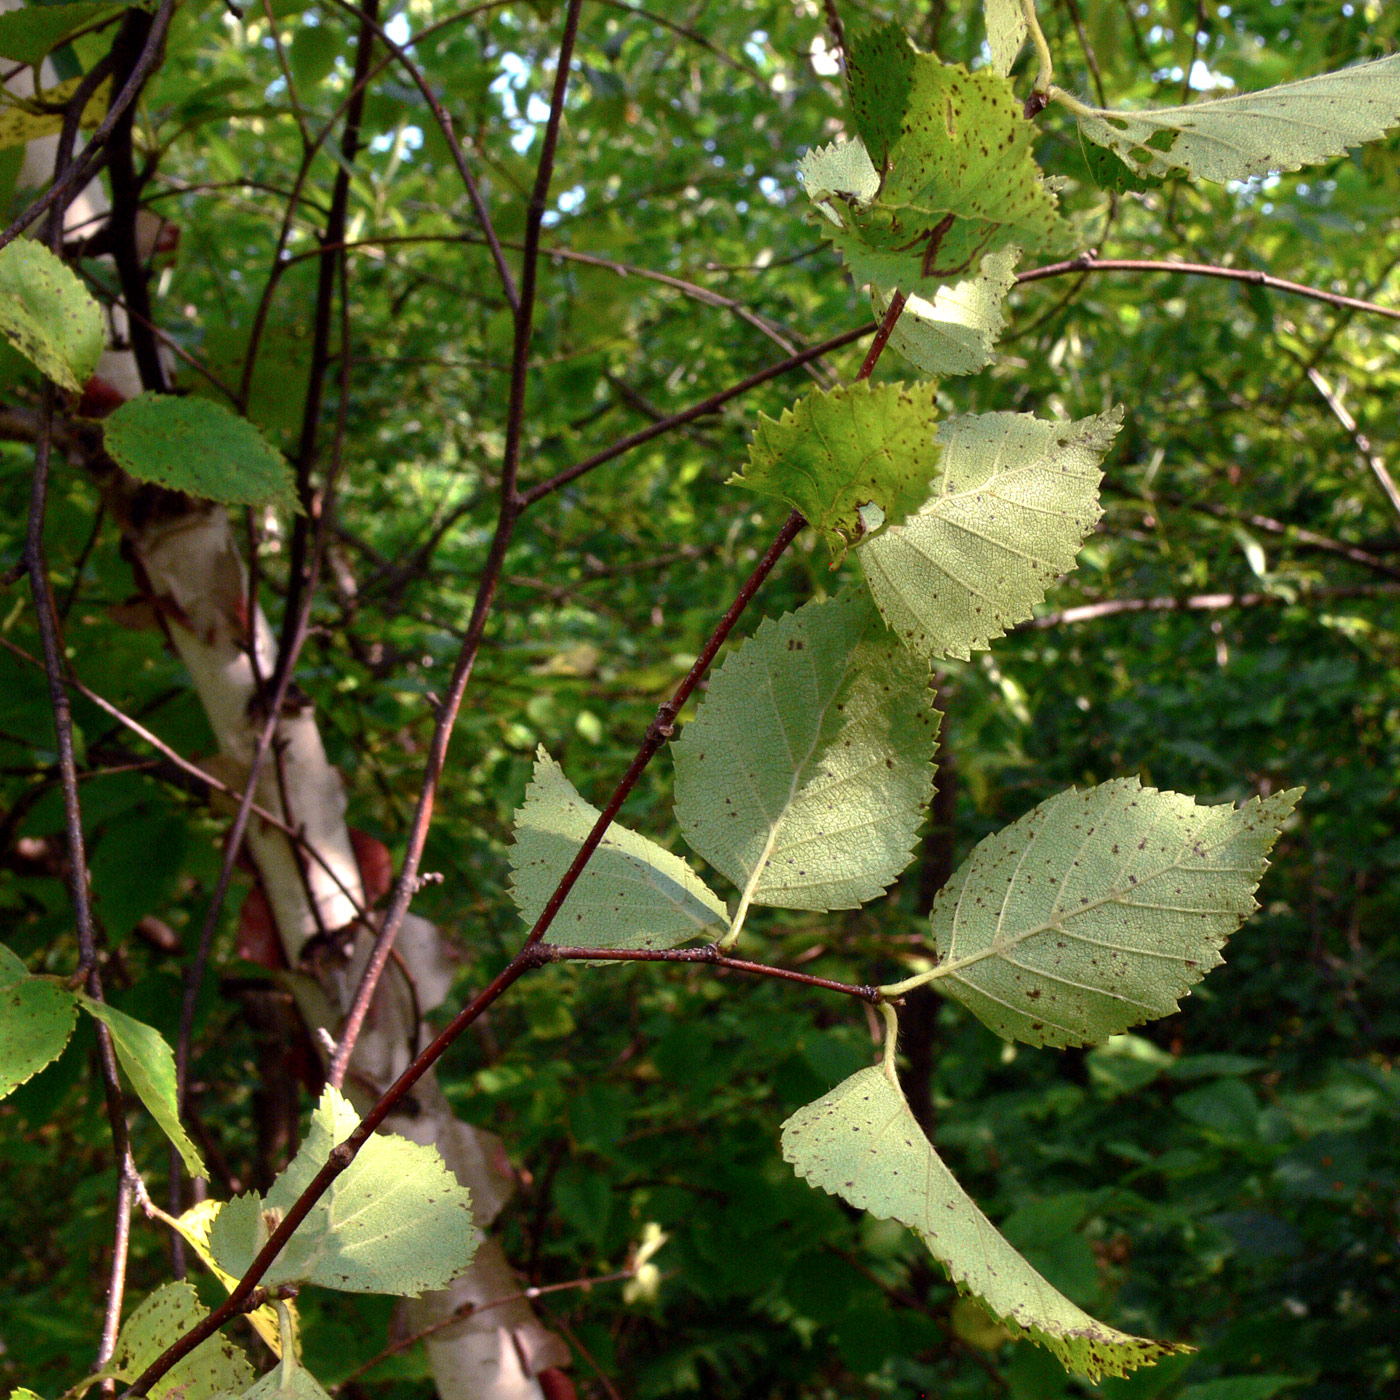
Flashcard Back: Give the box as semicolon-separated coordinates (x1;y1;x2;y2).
0;944;78;1101
861;407;1121;660
924;779;1303;1047
673;592;940;915
825;25;1061;291
209;1087;479;1295
76;995;205;1176
783;1066;1186;1378
873;247;1019;378
0;2;127;65
509;747;727;950
0;240;104;391
730;381;942;559
101;1281;253;1400
1069;54;1400;183
220;1303;327;1399
103;395;296;508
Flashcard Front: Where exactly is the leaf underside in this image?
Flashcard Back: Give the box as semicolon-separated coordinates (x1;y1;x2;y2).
673;591;940;914
861;407;1121;660
101;1281;253;1400
0;239;104;391
1072;53;1400;183
984;0;1028;79
782;1067;1187;1378
731;380;943;557
929;778;1304;1048
874;246;1020;378
210;1087;479;1296
509;747;727;950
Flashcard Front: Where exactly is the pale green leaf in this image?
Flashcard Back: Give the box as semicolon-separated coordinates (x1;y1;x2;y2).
76;995;206;1176
0;2;127;65
826;24;1061;291
103;395;296;508
672;592;940;915
9;1389;45;1400
782;1066;1186;1378
0;240;104;391
1068;54;1400;183
797;138;880;222
221;1303;328;1399
860;407;1121;660
101;1281;253;1400
873;247;1019;378
509;747;726;950
924;779;1303;1048
985;0;1027;78
730;381;942;558
210;1087;479;1295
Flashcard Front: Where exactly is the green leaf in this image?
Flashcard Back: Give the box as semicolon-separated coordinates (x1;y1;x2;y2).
100;1281;253;1400
873;247;1019;378
782;1066;1186;1378
821;25;1061;291
0;240;104;391
672;592;940;917
860;407;1121;660
797;138;880;217
209;1087;479;1295
0;2;127;65
920;779;1303;1048
75;995;206;1177
730;381;943;559
221;1302;329;1399
1067;54;1400;183
0;961;78;1101
9;1390;46;1400
508;746;727;950
103;395;297;508
985;0;1028;79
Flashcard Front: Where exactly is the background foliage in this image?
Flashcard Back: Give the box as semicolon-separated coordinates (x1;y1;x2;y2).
2;1;1398;1397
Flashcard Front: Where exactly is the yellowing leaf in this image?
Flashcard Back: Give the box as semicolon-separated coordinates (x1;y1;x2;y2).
861;408;1121;660
782;1067;1187;1378
0;240;104;391
921;779;1303;1047
1067;53;1400;183
509;747;727;950
673;592;940;918
731;380;942;559
0;73;110;148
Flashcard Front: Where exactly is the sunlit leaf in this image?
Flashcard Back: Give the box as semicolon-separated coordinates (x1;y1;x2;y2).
923;779;1304;1047
1068;54;1400;183
783;1066;1187;1377
985;0;1028;78
861;407;1121;660
0;73;110;148
209;1087;479;1296
99;1281;253;1400
0;945;78;1101
103;395;297;508
509;747;727;949
673;592;940;916
730;380;942;558
0;240;104;391
217;1303;327;1399
75;995;205;1177
873;247;1019;378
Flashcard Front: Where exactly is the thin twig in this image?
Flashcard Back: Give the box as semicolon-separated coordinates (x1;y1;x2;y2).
1027;582;1400;628
1017;254;1400;322
1306;367;1400;522
326;0;587;1088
